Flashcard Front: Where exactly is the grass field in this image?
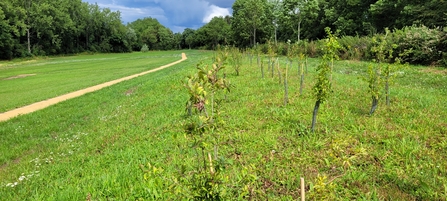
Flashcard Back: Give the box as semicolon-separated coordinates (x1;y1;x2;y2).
0;50;446;200
0;51;181;113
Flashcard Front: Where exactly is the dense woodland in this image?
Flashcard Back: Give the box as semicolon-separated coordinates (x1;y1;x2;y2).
1;0;447;65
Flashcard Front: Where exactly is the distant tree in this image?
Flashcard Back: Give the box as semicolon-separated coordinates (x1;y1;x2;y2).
182;28;196;49
319;0;376;36
173;32;182;50
279;0;319;42
128;17;175;51
370;0;447;31
196;16;231;49
231;0;273;47
0;1;26;59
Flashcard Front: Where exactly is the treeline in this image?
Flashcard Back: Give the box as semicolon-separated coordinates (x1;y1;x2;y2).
2;0;447;65
227;0;447;46
183;0;447;66
0;0;180;60
250;26;447;67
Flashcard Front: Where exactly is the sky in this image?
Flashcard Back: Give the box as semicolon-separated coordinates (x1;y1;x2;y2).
82;0;236;33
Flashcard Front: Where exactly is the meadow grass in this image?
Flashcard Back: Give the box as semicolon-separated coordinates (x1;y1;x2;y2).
0;51;181;113
0;50;446;200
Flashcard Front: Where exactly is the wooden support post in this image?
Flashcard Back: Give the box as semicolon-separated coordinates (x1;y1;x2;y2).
301;177;305;201
208;153;214;174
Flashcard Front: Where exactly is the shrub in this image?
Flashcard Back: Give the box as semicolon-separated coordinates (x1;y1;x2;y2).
338;36;371;61
392;25;444;65
315;26;447;67
259;43;269;54
99;39;111;53
140;44;149;52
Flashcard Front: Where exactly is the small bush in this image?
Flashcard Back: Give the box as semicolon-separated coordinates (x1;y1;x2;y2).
392;25;444;65
338;36;371;61
141;44;149;52
259;43;269;54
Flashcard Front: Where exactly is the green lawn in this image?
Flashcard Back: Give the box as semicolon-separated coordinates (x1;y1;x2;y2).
0;51;182;113
0;50;446;200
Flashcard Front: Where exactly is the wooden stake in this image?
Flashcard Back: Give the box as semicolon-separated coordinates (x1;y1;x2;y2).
208;153;214;174
284;63;288;106
301;177;305;201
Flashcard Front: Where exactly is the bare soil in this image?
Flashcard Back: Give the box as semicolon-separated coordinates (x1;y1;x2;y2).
0;53;187;122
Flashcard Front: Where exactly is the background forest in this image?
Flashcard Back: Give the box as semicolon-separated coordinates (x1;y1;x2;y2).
1;0;447;65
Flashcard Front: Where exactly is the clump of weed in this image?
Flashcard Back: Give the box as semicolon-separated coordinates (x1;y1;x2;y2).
308;174;337;200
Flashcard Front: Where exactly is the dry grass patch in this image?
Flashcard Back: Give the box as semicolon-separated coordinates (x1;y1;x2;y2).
420;67;447;75
3;74;36;80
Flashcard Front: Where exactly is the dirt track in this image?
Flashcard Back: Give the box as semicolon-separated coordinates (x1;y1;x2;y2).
0;53;187;122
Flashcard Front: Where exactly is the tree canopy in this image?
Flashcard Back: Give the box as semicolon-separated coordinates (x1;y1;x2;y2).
1;0;446;59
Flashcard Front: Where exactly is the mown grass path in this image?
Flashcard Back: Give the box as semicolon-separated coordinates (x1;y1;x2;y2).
0;53;187;122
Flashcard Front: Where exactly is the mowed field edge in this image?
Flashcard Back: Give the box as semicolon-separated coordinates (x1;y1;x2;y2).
0;51;184;113
0;53;187;122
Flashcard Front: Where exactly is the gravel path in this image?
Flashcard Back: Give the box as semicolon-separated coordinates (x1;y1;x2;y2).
0;53;187;122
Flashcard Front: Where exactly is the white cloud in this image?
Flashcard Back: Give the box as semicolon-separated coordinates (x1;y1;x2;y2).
96;3;167;24
202;5;231;23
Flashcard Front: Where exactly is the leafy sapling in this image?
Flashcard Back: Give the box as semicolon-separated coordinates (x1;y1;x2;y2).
261;57;264;78
323;28;341;83
284;59;289;106
230;47;243;76
277;58;282;84
267;40;276;78
299;53;306;96
249;49;254;66
367;63;381;115
311;61;331;132
183;53;231;199
368;29;401;114
311;28;339;132
284;41;294;105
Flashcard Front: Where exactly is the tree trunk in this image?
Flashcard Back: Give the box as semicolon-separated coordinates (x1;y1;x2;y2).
250;54;253;66
300;74;304;95
385;78;390;106
275;26;277;45
27;29;31;54
311;100;321;132
253;27;257;47
298;20;301;43
284;66;288;106
25;0;32;54
261;60;264;78
305;57;308;73
277;58;282;84
370;96;379;115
